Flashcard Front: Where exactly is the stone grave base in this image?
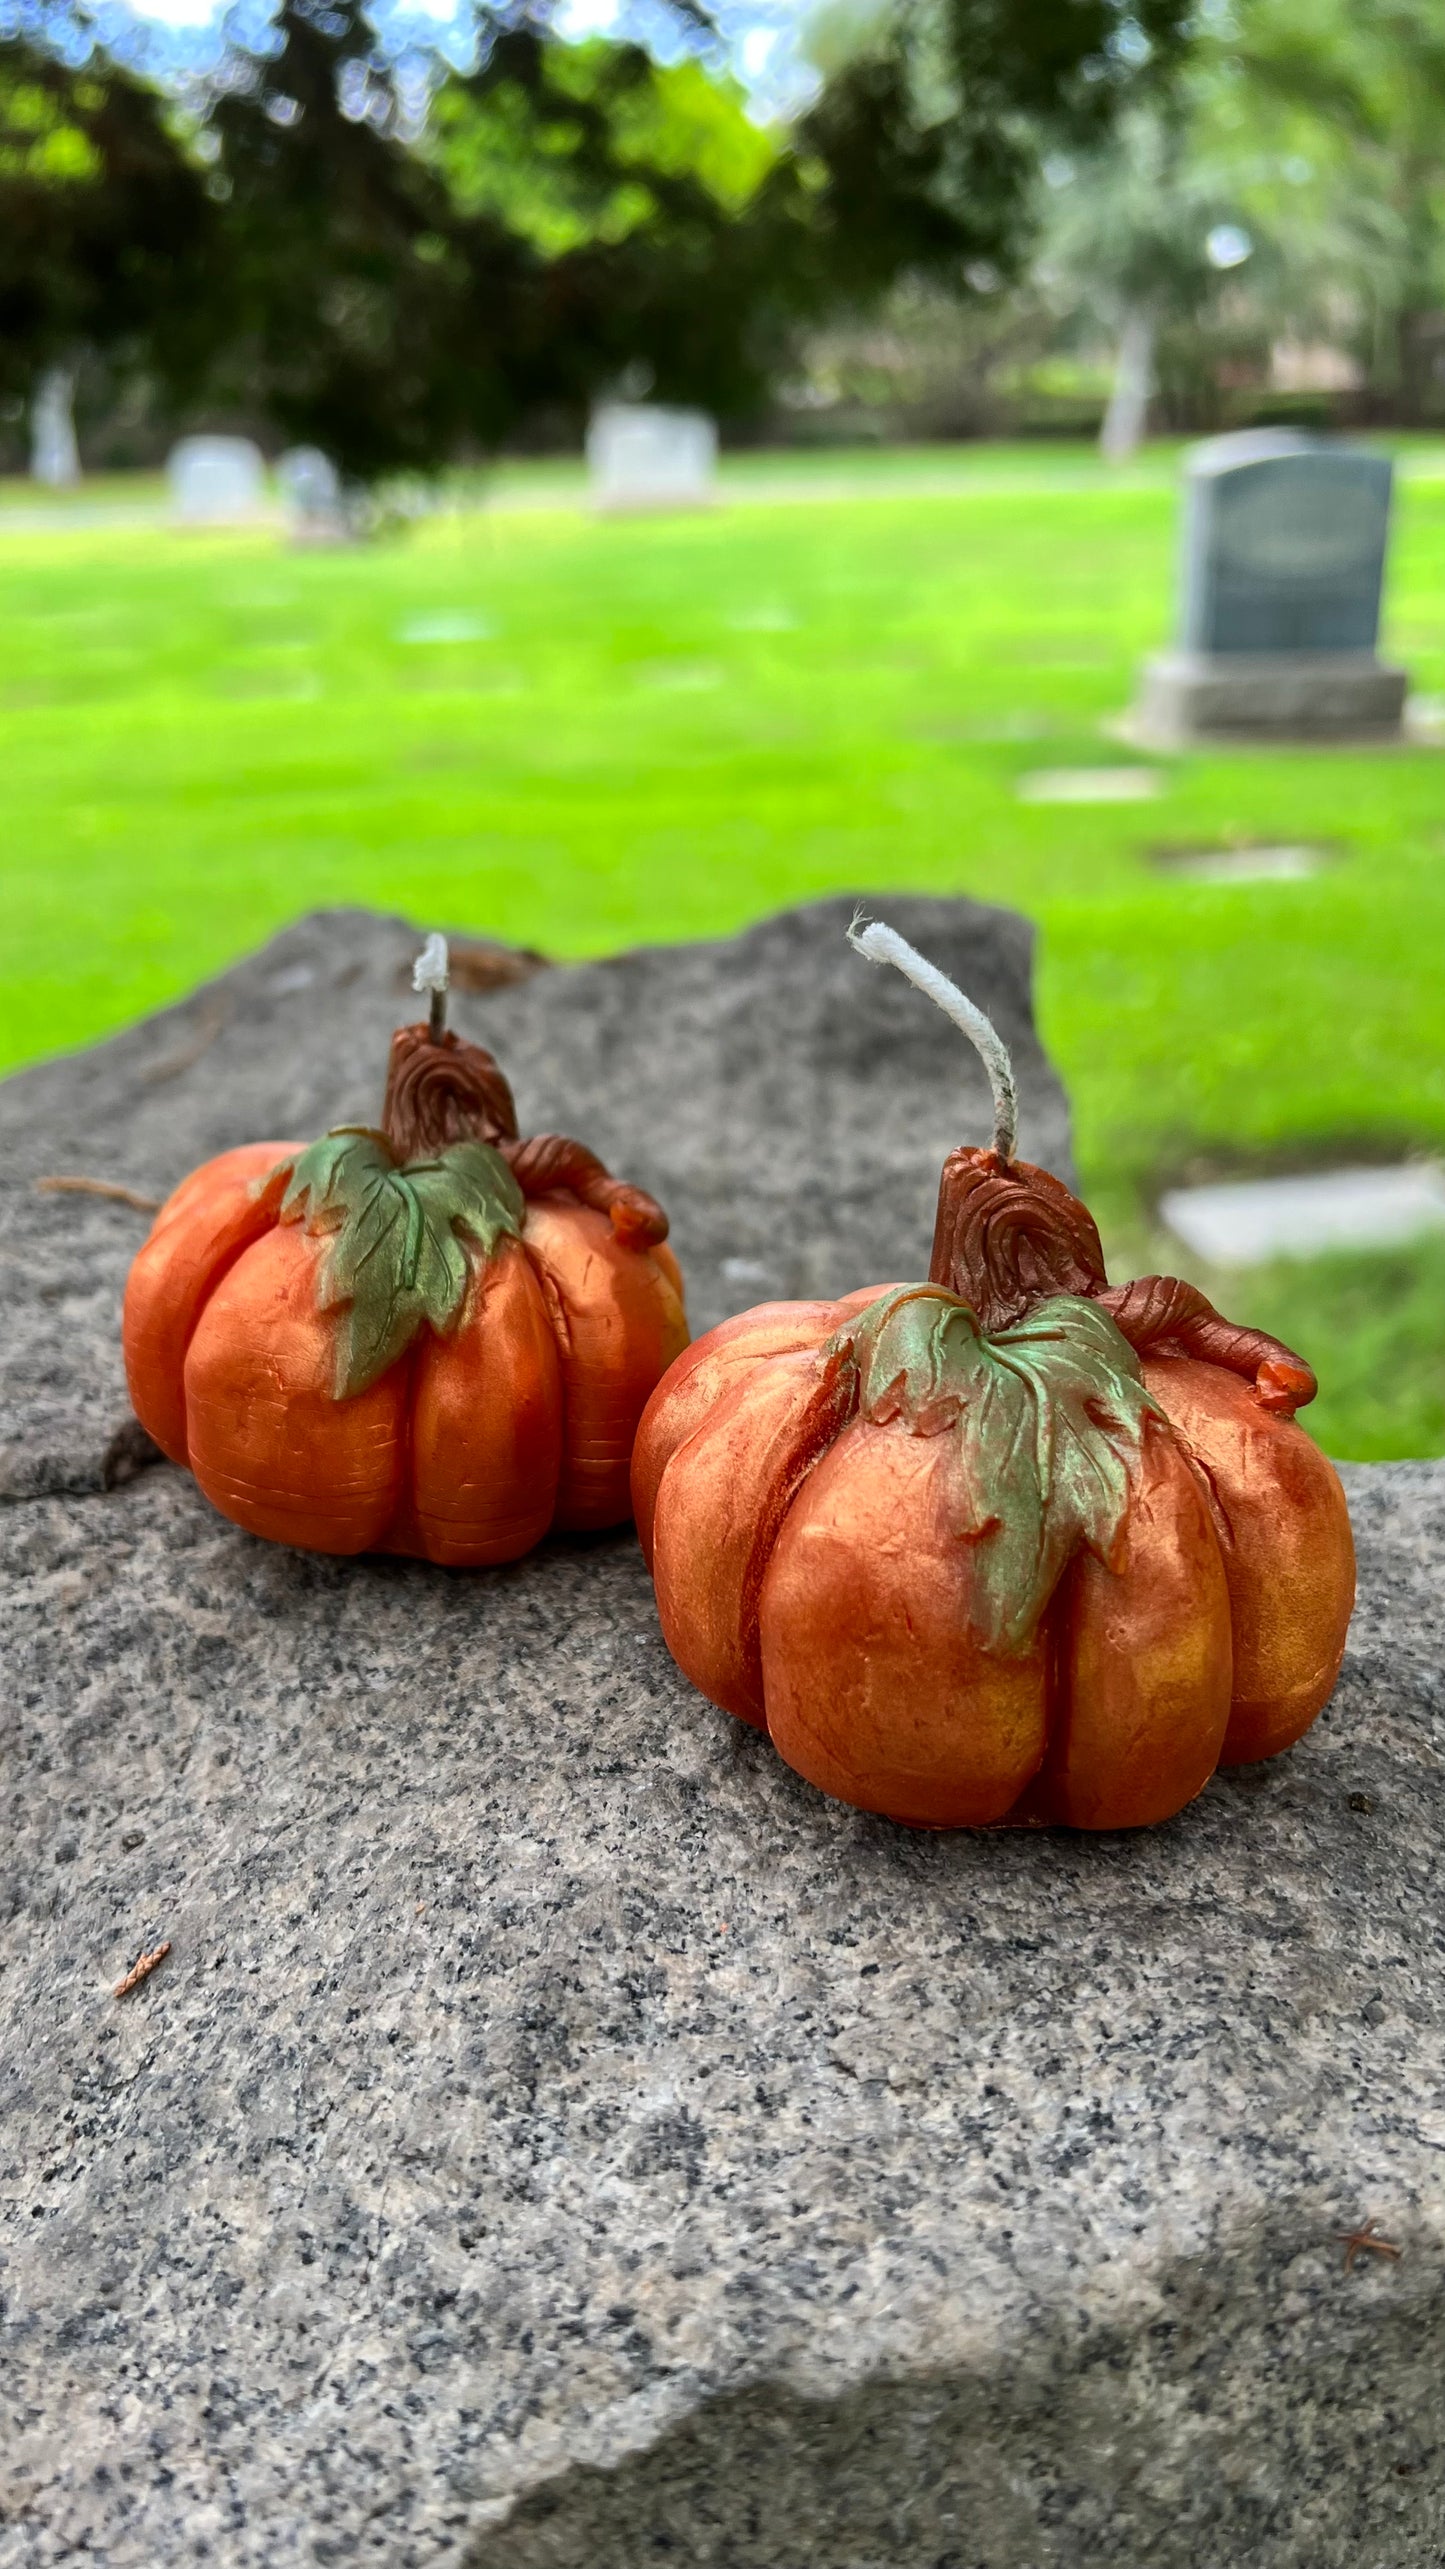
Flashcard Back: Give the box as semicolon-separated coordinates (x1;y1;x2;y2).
1130;648;1408;747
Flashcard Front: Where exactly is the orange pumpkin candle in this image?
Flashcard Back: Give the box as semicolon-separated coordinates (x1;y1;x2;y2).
124;935;688;1563
634;919;1354;1832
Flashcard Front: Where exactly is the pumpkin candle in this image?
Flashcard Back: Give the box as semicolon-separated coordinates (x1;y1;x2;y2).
633;919;1354;1832
123;935;688;1563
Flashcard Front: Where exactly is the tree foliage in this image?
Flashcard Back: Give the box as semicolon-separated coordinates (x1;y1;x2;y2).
1;0;1204;475
1032;0;1445;427
796;0;1194;301
1227;0;1445;414
424;29;811;423
197;0;482;477
0;30;215;408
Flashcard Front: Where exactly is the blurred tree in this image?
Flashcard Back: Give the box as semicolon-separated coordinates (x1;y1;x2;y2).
796;0;1195;306
0;29;216;473
199;0;481;481
195;2;813;471
1035;104;1277;452
427;31;809;421
1231;0;1445;420
1;0;1217;480
200;0;1201;476
1025;0;1445;439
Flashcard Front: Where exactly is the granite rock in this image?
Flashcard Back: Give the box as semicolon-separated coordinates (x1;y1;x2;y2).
2;907;1443;2569
1;1461;1443;2567
0;895;1066;1501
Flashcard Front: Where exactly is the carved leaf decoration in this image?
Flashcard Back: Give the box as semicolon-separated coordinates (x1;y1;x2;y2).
280;1129;524;1398
831;1285;1163;1655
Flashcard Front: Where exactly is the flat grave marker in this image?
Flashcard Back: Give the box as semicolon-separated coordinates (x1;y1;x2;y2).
727;604;798;632
634;659;724;691
1153;843;1327;883
396;612;495;645
1162;1163;1445;1263
1017;766;1163;803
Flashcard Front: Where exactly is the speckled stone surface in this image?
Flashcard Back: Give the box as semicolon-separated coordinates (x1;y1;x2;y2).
2;908;1443;2568
0;894;1066;1500
2;1462;1443;2567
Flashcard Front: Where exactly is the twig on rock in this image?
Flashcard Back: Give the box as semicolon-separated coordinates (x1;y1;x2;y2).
34;1176;161;1214
113;1940;171;1999
1336;2218;1402;2272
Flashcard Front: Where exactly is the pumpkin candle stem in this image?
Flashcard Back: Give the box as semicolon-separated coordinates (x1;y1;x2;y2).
848;916;1019;1163
847;916;1109;1327
413;932;450;1045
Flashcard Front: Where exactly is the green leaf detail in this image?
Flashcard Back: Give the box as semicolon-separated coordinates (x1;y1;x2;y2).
280;1128;524;1398
827;1286;1163;1656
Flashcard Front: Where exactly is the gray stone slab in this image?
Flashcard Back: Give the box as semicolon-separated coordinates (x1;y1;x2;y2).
0;896;1067;1501
1;1459;1442;2567
167;436;269;528
1135;647;1407;746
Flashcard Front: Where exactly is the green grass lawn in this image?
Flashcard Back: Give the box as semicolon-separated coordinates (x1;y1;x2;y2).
4;441;1445;1458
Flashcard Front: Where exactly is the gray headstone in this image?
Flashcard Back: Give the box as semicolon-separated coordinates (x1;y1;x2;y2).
587;402;717;512
166;435;267;526
276;444;346;540
1132;433;1408;742
1;913;1442;2564
1178;431;1393;654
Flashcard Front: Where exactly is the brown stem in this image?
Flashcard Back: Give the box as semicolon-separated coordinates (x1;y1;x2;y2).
381;1022;518;1158
929;1148;1107;1332
379;1022;668;1244
927;1147;1315;1411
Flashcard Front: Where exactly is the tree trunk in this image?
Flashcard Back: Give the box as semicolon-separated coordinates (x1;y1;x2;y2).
1100;310;1154;462
31;368;81;486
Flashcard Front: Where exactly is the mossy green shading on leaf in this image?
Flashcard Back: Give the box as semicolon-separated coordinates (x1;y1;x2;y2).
832;1285;1161;1654
280;1129;523;1397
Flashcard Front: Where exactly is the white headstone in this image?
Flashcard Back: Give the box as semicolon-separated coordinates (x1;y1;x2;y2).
31;368;80;488
276;446;347;541
167;436;267;526
586;403;717;513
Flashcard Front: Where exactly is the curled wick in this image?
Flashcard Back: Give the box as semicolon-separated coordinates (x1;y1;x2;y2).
413;932;450;1043
847;915;1019;1163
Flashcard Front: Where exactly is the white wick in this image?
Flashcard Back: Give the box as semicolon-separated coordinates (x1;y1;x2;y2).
412;932;449;997
847;915;1018;1162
